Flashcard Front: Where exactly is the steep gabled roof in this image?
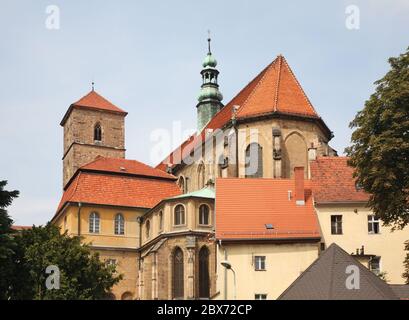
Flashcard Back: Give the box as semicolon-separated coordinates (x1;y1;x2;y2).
60;90;127;125
311;157;369;204
278;243;397;300
215;178;320;241
235;55;318;119
156;55;330;170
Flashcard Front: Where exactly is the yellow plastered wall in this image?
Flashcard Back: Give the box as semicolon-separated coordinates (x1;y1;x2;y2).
215;242;319;300
141;198;214;245
316;204;408;284
56;205;145;249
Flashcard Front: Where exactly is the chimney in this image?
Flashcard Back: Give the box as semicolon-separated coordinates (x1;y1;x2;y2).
294;167;305;205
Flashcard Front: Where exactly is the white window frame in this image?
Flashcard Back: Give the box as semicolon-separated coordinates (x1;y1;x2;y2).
368;215;380;234
254;256;266;271
89;212;100;234
331;215;343;235
114;213;125;235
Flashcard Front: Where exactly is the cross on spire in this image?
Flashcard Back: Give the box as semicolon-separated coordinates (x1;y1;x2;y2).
207;30;211;54
91;81;95;91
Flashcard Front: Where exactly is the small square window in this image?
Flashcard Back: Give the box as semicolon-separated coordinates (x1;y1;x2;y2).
254;256;266;271
370;256;381;275
255;294;267;300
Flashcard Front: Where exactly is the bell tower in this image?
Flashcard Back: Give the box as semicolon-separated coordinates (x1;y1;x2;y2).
61;89;127;188
196;35;223;132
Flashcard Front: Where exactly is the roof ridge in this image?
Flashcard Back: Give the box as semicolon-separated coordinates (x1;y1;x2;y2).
236;56;279;117
281;56;319;117
273;55;283;112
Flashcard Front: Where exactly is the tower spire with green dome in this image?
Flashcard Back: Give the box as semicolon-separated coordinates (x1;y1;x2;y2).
196;32;223;132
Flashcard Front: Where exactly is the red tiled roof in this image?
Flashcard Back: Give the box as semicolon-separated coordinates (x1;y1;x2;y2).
82;157;176;180
55;171;182;217
60;90;127;125
11;225;32;231
215;178;321;241
156;55;325;170
310;157;369;204
235;55;318;119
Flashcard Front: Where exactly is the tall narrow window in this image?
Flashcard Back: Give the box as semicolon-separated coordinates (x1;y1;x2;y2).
368;215;380;234
115;213;125;235
89;212;100;233
174;205;185;226
172;247;184;299
159;211;163;231
199;246;210;298
331;215;343;235
178;176;186;193
197;163;205;189
145;219;150;239
94;123;102;141
199;204;210;225
245;143;263;178
254;256;266;271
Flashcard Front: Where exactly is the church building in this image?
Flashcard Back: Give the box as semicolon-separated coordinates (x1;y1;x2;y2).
53;39;408;300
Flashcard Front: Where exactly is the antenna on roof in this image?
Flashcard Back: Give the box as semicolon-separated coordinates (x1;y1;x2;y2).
207;29;211;54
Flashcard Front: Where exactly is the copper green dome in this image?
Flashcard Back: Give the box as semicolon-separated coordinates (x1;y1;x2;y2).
198;86;223;102
202;53;217;68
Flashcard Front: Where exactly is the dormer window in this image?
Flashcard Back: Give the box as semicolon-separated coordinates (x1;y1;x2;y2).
94;123;102;142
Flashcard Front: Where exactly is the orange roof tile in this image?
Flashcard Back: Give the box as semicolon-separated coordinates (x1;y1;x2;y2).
81;157;176;180
11;225;32;231
156;55;328;170
215;178;321;241
55;171;182;218
311;157;369;204
60;90;127;125
236;55;318;118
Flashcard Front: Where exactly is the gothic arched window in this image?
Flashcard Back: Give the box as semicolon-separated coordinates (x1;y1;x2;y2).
114;213;125;235
198;246;210;298
199;204;210;225
89;212;100;233
172;247;184;299
245;143;263;178
197;163;205;189
94;123;102;142
174;205;185;226
178;176;186;193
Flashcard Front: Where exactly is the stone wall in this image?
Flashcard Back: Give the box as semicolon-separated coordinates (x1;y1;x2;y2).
62;107;126;187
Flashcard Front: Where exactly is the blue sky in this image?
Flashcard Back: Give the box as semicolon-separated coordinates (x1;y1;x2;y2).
0;0;408;225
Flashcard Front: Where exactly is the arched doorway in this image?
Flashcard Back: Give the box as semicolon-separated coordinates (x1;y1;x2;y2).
172;247;184;299
198;246;210;298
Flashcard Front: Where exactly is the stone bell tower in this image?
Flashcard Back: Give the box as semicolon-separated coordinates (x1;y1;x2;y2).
60;88;127;188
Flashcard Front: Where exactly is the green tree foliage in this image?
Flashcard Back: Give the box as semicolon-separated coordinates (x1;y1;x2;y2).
346;47;409;229
9;224;122;300
0;180;19;299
